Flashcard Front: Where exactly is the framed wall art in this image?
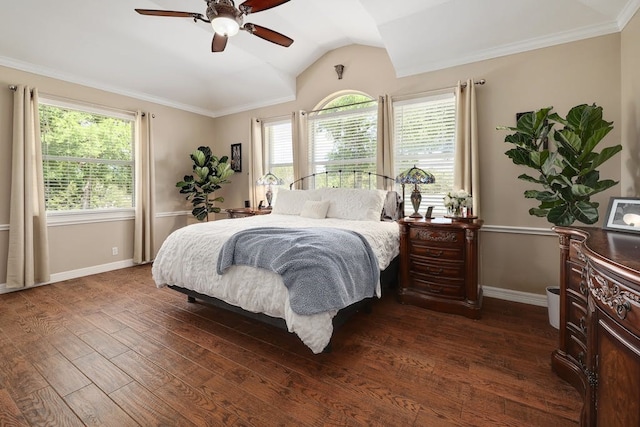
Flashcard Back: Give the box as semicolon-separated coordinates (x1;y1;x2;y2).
603;197;640;234
230;143;242;172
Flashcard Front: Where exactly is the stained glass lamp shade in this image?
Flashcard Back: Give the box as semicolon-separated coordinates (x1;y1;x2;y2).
395;165;436;218
256;172;284;208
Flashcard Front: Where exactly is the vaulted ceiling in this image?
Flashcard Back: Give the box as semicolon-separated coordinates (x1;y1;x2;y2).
0;0;637;117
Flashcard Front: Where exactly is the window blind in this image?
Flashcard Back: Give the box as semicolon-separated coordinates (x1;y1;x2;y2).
307;103;377;187
393;93;456;215
263;118;293;187
39;100;135;211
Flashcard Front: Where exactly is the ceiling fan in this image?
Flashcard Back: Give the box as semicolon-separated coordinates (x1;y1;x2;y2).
135;0;293;52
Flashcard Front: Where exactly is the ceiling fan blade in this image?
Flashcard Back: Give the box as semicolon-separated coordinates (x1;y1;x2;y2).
212;34;228;52
238;0;290;14
135;9;199;18
244;23;293;47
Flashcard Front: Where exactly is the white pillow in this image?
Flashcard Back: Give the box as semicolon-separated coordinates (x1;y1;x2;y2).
322;188;387;221
271;189;321;215
300;200;330;219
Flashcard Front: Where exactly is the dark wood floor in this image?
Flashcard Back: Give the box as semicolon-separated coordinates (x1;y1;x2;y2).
0;264;581;426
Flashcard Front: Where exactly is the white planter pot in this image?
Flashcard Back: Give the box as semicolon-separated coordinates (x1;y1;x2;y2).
546;286;560;329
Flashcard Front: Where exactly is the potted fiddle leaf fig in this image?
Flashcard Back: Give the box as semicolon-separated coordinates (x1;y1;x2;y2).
497;104;622;226
176;146;234;221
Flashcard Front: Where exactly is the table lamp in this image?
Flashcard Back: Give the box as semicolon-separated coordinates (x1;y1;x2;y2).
256;172;283;209
395;165;436;218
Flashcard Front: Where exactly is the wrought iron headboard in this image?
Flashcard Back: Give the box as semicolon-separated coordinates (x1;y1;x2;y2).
289;170;396;190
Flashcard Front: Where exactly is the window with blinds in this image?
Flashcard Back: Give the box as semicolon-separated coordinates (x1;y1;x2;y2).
393;92;456;216
263;118;293;187
307;94;377;188
39;99;135;212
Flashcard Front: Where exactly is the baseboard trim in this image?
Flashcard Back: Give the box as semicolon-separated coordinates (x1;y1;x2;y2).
0;259;136;294
1;262;549;309
483;285;548;307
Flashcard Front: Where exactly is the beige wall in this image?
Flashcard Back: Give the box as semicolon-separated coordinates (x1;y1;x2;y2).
622;10;640;196
0;65;215;282
211;34;625;295
2;25;636;297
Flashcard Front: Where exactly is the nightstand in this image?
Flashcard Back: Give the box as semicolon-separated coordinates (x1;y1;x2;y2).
225;208;271;219
398;217;483;319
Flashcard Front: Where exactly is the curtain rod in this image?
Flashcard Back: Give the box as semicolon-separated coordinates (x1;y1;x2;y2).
392;78;486;103
8;84;144;118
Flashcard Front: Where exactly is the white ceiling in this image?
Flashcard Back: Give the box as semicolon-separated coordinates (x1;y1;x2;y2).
0;0;637;118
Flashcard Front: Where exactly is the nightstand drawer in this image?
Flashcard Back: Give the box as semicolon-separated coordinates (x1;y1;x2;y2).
410;257;464;279
410;243;463;261
409;228;463;247
410;273;465;298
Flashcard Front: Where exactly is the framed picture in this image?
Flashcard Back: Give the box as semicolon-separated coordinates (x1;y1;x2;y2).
603;197;640;234
230;143;242;172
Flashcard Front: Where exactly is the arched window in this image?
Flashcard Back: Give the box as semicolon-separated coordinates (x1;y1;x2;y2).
307;92;377;186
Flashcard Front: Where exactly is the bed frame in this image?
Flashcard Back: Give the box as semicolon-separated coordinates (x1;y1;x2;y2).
170;170;401;353
168;257;398;352
289;169;396;190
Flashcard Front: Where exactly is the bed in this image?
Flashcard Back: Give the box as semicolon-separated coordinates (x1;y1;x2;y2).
152;173;403;354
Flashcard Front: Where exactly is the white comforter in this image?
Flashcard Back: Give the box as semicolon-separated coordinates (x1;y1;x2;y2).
152;214;400;353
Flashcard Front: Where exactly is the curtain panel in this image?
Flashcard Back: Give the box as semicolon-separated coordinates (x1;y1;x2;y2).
7;85;50;288
291;111;309;188
454;80;480;216
376;95;394;190
250;118;264;207
133;111;156;264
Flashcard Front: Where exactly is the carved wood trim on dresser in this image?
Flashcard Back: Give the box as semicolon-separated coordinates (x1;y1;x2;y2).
398;218;483;319
553;226;640;426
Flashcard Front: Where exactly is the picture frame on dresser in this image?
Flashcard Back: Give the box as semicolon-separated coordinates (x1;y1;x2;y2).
603;197;640;234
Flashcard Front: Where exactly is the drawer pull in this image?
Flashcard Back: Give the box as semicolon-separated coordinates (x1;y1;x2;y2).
427;285;443;294
426;249;443;257
579;279;587;296
579;316;587;334
427;267;443;275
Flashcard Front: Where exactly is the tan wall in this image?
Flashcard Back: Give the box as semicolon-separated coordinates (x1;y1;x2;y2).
211;34;624;295
621;10;640;196
0;65;216;281
2;29;634;296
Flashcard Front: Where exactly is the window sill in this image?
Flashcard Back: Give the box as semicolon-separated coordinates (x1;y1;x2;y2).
47;209;135;227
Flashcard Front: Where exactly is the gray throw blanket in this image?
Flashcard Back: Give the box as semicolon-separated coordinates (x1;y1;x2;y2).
216;227;380;315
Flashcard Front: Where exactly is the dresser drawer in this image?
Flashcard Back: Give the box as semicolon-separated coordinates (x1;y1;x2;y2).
409;257;464;279
409;272;465;298
567;334;587;370
409;227;464;247
566;297;587;339
567;262;588;297
410;243;463;261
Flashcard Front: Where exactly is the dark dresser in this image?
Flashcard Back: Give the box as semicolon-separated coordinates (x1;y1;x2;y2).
553;226;640;426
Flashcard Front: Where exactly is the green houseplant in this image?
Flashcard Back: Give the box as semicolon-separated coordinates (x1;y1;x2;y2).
176;146;234;221
498;104;622;226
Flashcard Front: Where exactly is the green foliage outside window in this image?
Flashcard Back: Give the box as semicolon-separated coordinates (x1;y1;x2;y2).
39;104;134;211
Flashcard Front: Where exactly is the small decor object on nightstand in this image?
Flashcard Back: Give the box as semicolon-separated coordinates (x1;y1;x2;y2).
395;165;436;218
444;189;474;218
256;172;284;209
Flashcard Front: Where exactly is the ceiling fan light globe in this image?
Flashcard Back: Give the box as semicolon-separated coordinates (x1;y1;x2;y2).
211;16;240;36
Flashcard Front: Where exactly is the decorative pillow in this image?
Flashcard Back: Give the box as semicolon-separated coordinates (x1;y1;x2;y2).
271;189;321;215
322;188;387;221
300;200;331;219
